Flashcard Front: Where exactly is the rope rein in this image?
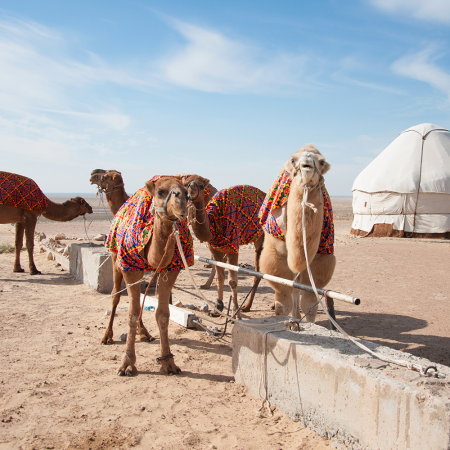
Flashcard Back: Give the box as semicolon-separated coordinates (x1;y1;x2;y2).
300;184;438;377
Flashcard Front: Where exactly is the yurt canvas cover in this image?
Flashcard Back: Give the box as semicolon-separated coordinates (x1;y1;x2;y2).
351;123;450;238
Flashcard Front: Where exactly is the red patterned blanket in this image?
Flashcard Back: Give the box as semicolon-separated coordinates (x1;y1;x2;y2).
105;174;211;272
207;185;266;254
259;169;334;255
0;171;50;212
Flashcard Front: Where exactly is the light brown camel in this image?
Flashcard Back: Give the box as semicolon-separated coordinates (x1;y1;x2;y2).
0;171;93;275
89;169;129;215
193;185;266;318
102;175;211;377
259;144;336;321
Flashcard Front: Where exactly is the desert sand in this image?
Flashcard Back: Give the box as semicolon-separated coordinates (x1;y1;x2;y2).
0;198;449;449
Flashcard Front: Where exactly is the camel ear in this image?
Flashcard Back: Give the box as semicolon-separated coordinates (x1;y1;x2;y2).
145;180;156;196
181;176;187;184
320;159;331;175
201;178;210;187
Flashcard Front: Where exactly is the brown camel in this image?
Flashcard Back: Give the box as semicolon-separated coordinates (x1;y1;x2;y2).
89;169;129;215
0;171;93;275
193;185;266;317
259;144;336;321
90;168;217;291
103;175;211;376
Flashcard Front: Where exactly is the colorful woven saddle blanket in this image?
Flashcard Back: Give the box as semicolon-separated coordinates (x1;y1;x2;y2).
207;185;266;254
0;171;50;212
259;169;334;255
105;174;197;272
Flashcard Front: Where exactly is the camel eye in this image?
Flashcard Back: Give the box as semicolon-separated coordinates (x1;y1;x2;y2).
291;158;295;165
319;160;325;166
157;190;165;198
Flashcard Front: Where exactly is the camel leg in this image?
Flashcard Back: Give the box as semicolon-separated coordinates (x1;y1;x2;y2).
101;253;124;345
200;266;216;290
117;271;144;376
156;270;181;376
200;243;218;290
299;253;336;323
137;286;155;342
24;215;40;275
13;222;26;273
259;234;299;318
241;234;264;312
226;253;241;318
209;248;226;312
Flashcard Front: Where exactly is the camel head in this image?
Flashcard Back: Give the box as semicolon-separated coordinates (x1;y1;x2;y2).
284;144;330;187
90;169;124;190
145;177;188;222
69;197;93;216
182;175;210;203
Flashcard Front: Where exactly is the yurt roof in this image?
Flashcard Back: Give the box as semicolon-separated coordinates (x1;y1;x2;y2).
352;123;450;195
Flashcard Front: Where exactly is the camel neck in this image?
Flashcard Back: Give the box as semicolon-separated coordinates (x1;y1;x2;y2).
42;201;82;222
146;214;177;269
105;185;129;215
285;180;324;273
189;197;211;242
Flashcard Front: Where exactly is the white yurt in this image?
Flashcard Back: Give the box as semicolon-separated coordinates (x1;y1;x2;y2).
351;123;450;238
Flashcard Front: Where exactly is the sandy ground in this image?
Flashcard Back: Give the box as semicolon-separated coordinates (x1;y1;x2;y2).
0;199;449;449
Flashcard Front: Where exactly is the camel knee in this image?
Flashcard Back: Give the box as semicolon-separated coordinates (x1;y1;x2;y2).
300;253;336;288
228;278;237;290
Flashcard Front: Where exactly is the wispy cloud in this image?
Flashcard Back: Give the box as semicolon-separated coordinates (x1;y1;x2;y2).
367;0;450;25
392;44;450;99
332;57;404;95
0;15;153;173
158;19;311;94
0;16;153;118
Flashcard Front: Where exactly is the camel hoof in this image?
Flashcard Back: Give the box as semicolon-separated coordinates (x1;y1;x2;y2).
200;284;210;290
139;335;155;342
13;268;25;273
126;370;134;377
118;370;125;376
215;299;224;312
30;271;42;275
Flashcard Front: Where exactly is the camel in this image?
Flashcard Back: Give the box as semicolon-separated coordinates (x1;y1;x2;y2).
0;171;93;275
194;185;266;317
89;169;129;215
90;168;217;292
103;174;211;376
258;145;336;322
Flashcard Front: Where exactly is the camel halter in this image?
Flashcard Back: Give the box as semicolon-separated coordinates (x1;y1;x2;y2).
94;174;125;201
185;180;202;201
151;187;184;223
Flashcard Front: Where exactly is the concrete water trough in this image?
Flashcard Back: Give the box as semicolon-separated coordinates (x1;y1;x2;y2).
232;316;450;450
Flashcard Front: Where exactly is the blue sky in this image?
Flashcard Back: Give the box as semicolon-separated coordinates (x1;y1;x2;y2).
1;0;450;195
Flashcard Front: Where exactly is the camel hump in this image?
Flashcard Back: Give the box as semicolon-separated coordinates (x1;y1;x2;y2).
0;171;50;212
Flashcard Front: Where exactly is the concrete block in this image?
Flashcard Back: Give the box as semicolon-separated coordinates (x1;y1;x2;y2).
141;294;198;328
232;316;450;450
69;243;114;293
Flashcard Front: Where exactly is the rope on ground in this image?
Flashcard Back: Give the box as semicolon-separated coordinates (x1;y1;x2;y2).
174;227;288;330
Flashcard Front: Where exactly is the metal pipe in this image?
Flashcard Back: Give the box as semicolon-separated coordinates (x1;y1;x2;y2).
194;255;360;306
